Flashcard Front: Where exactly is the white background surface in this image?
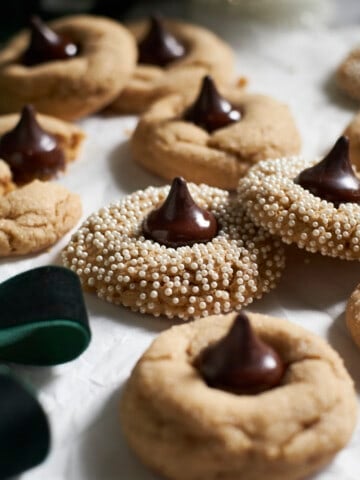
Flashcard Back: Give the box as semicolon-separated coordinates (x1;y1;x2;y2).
1;4;360;479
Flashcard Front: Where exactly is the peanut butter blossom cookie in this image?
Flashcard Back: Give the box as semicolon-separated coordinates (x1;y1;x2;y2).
0;105;84;184
110;16;236;114
131;76;301;190
0;15;136;120
62;178;285;320
121;312;357;480
238;136;360;260
0;161;81;257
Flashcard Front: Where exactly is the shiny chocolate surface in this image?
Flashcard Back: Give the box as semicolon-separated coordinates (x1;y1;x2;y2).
197;312;285;394
142;177;218;247
183;75;241;133
22;16;78;66
0;105;65;184
295;136;360;206
138;15;186;67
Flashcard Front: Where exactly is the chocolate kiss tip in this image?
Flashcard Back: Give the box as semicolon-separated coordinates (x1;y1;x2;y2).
197;312;285;394
169;177;191;199
17;104;43;131
203;75;215;88
142;177;218;248
146;14;163;36
199;74;218;96
337;135;349;148
150;13;163;26
325;135;349;162
200;75;225;102
17;104;37;130
173;176;186;186
21;104;36;117
29;15;44;28
199;75;219;97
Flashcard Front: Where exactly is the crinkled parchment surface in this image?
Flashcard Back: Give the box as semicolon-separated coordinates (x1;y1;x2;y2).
1;14;360;480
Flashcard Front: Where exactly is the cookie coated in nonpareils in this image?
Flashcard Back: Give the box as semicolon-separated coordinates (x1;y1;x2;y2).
237;152;360;260
62;182;285;320
120;312;357;480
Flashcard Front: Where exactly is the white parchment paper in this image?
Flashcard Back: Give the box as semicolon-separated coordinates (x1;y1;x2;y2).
1;19;360;480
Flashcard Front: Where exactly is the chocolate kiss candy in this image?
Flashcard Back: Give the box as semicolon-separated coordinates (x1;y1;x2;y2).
183;75;241;133
295;136;360;206
138;15;186;67
142;177;218;247
197;312;285;394
0;105;65;184
22;16;78;66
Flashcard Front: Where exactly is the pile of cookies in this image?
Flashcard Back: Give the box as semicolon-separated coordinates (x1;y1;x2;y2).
1;11;360;480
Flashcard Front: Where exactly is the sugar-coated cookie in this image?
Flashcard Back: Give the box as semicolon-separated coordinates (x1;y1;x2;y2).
0;169;81;256
62;180;285;320
121;312;357;480
131;77;300;190
237;137;360;260
110;17;236;114
0;15;137;120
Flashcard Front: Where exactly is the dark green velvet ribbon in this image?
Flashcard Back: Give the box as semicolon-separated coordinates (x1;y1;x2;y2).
0;266;92;478
0;367;50;479
0;266;91;365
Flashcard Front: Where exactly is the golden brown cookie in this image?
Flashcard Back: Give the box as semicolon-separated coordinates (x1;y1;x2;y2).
346;283;360;348
237;137;360;261
0;110;85;164
0;178;81;256
62;182;285;320
110;18;236;114
121;312;357;480
336;47;360;101
131;89;300;190
344;111;360;171
0;15;137;120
